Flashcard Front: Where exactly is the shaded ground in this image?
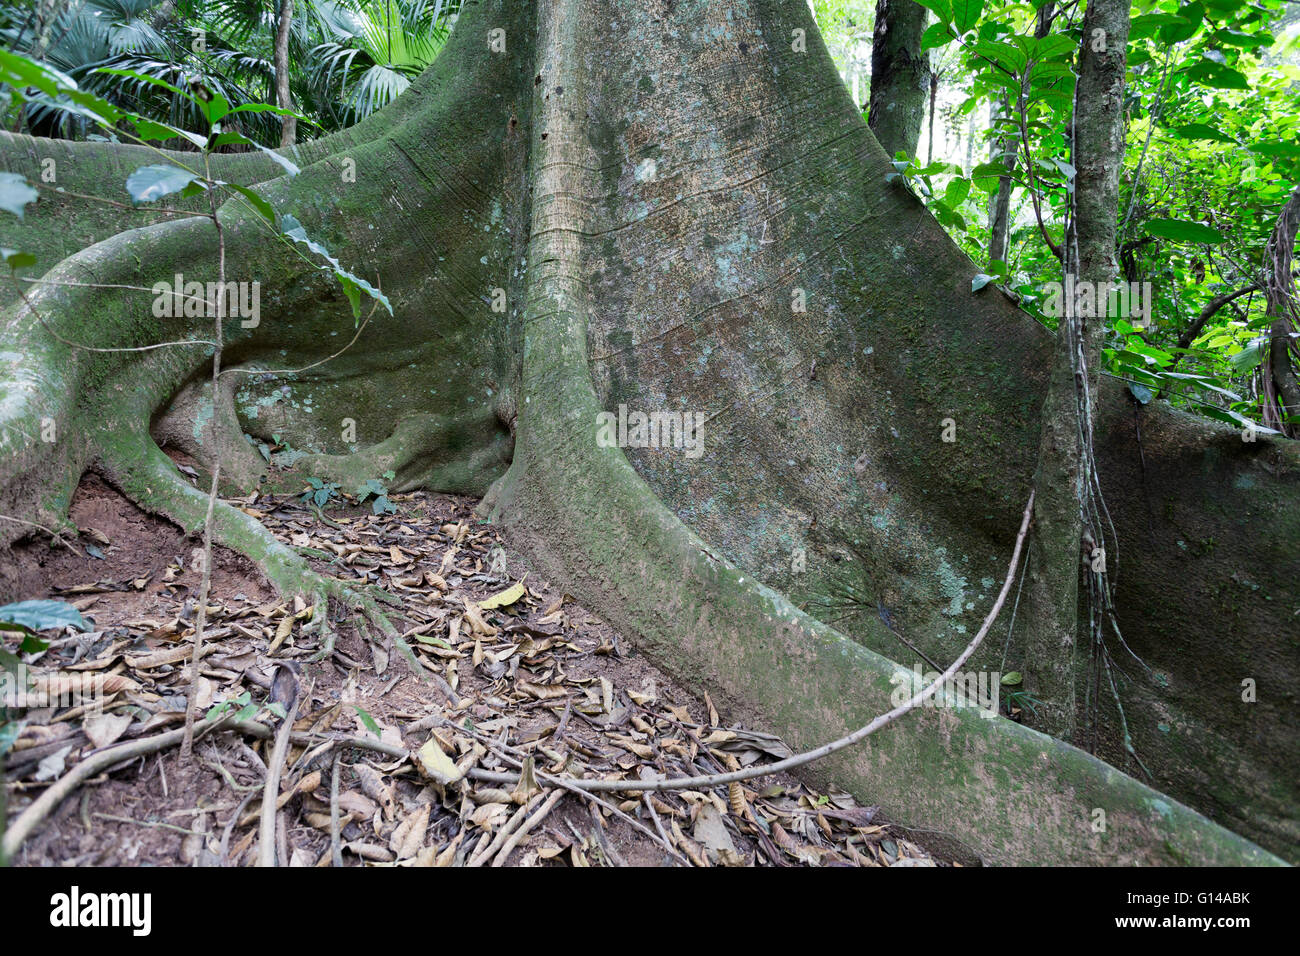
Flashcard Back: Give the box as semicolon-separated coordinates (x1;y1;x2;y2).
3;474;949;867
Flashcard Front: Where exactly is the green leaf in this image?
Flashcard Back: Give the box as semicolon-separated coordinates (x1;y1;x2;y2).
1250;142;1300;160
1229;338;1265;373
952;0;983;34
921;23;955;51
0;600;90;633
234;701;259;722
1211;29;1272;49
210;131;300;177
971;39;1028;75
125;165;199;205
944;177;971;206
0;247;36;270
972;273;995;292
0;172;38;219
1159;3;1204;44
1185;61;1249;91
131;118;207;149
226;184;276;226
1145;219;1225;244
201;93;230;124
1128;383;1153;405
355;705;381;738
971;160;1010;192
913;0;954;26
1001;672;1023;686
1173;123;1235;143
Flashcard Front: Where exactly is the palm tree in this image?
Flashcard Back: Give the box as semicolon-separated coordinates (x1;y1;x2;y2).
1;0;459;143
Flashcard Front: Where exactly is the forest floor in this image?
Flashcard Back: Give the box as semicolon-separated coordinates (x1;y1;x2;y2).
2;472;946;867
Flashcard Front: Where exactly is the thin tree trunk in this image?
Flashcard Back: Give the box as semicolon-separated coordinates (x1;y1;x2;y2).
1265;184;1300;435
987;94;1013;265
867;0;929;157
926;70;937;163
275;0;297;148
988;6;1053;268
1021;0;1130;742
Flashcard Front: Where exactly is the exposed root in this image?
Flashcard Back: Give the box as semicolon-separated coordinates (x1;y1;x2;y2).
100;427;423;677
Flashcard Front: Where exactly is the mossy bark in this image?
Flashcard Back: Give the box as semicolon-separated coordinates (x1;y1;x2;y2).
1;0;1296;863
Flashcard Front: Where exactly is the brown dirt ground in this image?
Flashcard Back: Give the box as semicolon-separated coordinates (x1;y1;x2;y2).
2;473;950;867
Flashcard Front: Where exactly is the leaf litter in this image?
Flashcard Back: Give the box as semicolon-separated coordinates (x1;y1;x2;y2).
3;477;945;867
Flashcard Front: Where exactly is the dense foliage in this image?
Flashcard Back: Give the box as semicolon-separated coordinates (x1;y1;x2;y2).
1;0;460;143
816;0;1300;433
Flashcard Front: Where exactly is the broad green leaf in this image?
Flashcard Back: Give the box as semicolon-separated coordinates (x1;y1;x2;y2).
131;118;207;149
1159;3;1203;44
1186;61;1249;90
125;165;199;205
1145;219;1225;244
0;599;89;633
0;172;38;219
921;23;956;51
226;184;276;226
913;0;954;25
1;247;36;269
944;177;971;206
1128;383;1153;405
1250;142;1300;160
210;130;300;176
1174;123;1235;143
1229;338;1265;373
971;160;1010;191
952;0;983;34
971;273;995;292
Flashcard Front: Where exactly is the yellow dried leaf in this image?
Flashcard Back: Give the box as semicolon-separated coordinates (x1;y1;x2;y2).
479;581;525;611
416;737;465;786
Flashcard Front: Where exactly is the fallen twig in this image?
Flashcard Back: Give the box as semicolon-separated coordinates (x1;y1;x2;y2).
490;788;564;866
257;698;300;867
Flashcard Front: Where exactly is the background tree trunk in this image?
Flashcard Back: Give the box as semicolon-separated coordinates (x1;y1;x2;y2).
1265;184;1300;436
867;0;929;157
275;0;297;148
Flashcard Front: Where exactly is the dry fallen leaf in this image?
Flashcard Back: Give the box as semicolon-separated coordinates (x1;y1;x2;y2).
416;736;465;786
479;580;525;611
82;713;132;749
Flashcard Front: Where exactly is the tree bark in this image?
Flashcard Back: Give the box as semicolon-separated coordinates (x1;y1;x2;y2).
1018;0;1129;742
0;0;1295;864
987;94;1013;265
867;0;929;157
275;0;298;148
1265;184;1300;436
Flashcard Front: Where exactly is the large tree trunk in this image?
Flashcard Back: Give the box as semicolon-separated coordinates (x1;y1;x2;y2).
867;0;929;157
1;0;1296;865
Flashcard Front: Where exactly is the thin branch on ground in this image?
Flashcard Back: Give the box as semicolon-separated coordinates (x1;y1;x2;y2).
257;698;300;867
